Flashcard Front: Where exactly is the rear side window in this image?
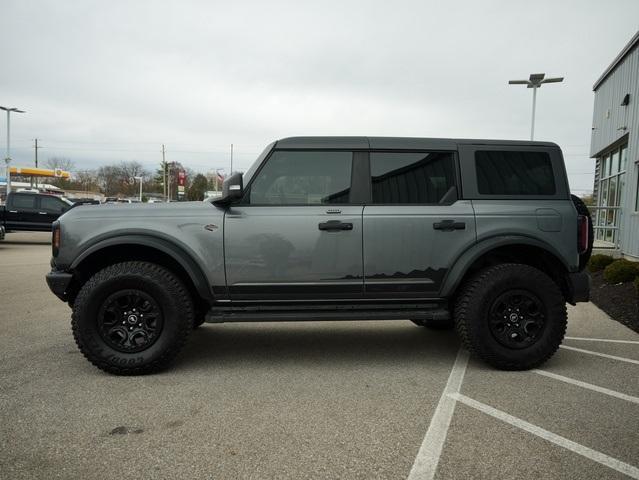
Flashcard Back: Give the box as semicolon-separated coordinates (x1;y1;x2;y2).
11;194;37;209
370;152;456;204
248;150;352;205
476;151;555;195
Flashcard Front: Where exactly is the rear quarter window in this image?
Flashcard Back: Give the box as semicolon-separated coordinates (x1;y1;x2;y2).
476;150;555;195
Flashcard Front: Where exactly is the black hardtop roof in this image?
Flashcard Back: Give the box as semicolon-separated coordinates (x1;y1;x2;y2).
275;136;559;150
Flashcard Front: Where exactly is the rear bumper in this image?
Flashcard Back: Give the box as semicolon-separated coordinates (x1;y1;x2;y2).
566;271;590;304
46;269;73;301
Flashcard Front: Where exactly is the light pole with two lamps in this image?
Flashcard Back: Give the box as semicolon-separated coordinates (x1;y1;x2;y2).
508;74;563;140
1;106;26;195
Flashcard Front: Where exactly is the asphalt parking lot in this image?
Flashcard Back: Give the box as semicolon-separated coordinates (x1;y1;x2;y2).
1;232;638;480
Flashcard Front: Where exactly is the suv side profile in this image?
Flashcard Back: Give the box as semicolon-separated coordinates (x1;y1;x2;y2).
46;137;592;375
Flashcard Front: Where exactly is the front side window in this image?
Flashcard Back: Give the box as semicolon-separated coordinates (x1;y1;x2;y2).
40;196;66;213
248;150;352;205
476;150;555;195
370;152;456;204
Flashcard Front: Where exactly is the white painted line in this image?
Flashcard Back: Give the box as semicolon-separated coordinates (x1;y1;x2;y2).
559;345;639;365
449;393;639;480
533;370;639;405
565;336;639;345
407;348;469;480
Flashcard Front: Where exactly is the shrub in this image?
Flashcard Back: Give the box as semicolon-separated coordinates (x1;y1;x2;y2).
603;259;639;284
588;254;615;272
634;276;639;294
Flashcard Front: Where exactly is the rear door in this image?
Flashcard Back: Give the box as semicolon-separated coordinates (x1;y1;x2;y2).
5;193;40;231
362;150;476;297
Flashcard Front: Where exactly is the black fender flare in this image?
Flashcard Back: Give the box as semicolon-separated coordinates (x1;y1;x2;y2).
440;235;570;298
70;234;213;302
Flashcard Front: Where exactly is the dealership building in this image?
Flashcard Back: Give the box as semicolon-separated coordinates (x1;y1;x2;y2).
590;30;639;259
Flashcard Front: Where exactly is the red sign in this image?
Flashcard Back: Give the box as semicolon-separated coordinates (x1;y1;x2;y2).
177;171;186;187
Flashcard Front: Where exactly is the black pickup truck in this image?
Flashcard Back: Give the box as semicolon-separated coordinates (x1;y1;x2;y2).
0;191;75;233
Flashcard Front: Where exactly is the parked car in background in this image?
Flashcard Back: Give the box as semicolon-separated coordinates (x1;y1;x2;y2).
1;191;75;233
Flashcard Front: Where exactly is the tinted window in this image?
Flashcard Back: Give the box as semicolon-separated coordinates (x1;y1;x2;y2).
370;152;456;204
11;194;37;209
40;196;66;213
476;151;555;195
248;151;352;205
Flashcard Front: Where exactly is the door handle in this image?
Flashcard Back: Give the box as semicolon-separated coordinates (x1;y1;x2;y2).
9;210;18;213
318;220;353;231
39;212;48;215
433;220;466;231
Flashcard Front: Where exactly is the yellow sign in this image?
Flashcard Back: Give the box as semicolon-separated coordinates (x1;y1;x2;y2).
9;167;71;179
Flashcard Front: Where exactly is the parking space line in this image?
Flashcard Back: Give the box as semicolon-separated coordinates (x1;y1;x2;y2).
407;348;469;480
559;345;639;365
533;370;639;404
449;393;639;479
565;336;639;345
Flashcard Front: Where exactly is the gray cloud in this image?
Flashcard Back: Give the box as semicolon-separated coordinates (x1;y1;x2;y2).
1;0;638;192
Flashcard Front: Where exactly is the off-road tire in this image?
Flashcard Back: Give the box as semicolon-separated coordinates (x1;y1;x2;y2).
454;263;567;370
72;261;194;375
410;318;454;330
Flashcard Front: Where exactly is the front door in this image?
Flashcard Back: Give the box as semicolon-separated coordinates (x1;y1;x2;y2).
5;193;40;231
38;195;69;230
224;150;364;300
362;150;476;297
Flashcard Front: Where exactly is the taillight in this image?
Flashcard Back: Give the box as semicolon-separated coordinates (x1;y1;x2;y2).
52;222;61;257
577;215;589;254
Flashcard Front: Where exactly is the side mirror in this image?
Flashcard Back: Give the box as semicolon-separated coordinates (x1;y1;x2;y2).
214;172;243;206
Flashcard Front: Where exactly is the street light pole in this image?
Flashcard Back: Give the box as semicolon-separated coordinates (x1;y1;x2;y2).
134;176;143;202
0;106;25;195
508;74;563;140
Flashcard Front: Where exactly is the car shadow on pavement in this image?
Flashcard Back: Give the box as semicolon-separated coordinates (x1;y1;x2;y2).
176;321;460;371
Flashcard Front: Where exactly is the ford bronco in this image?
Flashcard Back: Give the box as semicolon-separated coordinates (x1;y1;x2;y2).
46;137;592;375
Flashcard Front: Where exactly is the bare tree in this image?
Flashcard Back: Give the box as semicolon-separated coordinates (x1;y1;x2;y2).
45;157;76;172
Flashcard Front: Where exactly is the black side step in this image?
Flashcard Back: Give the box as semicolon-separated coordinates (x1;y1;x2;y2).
205;304;450;323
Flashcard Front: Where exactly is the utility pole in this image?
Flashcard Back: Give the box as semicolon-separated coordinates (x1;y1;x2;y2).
230;143;233;174
161;144;167;201
34;138;42;188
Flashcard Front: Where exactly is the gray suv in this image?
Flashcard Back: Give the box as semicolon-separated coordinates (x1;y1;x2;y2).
46;137;592;375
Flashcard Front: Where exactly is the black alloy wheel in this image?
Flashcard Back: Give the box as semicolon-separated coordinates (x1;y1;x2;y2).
97;290;164;353
488;290;546;349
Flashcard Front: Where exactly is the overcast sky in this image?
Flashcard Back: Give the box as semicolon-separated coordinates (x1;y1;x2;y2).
1;0;638;193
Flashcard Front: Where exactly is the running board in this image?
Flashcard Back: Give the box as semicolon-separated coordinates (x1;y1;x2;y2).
205;304;450;323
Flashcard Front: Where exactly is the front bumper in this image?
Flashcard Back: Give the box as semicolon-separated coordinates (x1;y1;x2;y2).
46;269;73;301
567;271;590;304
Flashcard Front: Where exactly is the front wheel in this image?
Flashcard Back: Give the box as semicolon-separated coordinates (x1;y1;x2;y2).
72;261;194;375
454;263;566;370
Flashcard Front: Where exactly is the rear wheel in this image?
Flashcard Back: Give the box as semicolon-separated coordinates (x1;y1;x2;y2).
72;261;194;375
454;263;566;370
